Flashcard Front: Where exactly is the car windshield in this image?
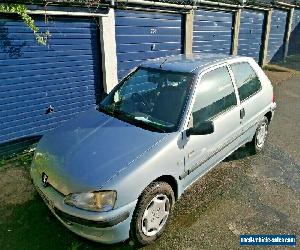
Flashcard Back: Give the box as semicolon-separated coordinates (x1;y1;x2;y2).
99;67;195;133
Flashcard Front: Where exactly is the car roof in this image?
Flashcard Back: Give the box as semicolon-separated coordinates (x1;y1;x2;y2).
141;53;246;74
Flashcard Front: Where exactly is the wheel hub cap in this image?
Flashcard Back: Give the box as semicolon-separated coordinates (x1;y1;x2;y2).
141;194;170;237
256;122;267;148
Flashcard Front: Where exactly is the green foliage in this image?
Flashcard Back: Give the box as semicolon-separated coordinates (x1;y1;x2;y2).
69;242;82;250
0;4;48;45
0;150;34;169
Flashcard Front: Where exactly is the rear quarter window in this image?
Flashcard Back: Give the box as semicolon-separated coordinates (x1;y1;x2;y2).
230;62;262;102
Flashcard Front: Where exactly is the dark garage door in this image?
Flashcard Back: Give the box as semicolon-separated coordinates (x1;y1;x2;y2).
238;9;265;63
268;9;288;62
115;10;183;80
193;9;234;54
288;9;300;55
0;17;101;144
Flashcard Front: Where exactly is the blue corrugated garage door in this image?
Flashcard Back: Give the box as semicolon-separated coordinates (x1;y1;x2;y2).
115;10;183;80
238;9;265;63
268;9;288;62
288;9;300;55
193;9;234;54
0;17;101;144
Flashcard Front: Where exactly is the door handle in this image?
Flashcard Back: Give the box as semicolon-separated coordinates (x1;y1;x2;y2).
240;108;245;119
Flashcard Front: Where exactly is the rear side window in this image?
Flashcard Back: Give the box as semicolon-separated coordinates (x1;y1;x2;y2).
230;62;262;102
192;66;237;125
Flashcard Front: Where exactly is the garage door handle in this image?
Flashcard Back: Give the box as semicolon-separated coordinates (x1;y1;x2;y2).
240;108;245;119
46;105;54;114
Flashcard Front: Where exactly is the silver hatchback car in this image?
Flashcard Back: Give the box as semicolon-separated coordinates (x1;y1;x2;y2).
31;54;276;245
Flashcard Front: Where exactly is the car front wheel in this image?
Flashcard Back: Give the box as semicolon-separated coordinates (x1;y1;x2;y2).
130;181;175;246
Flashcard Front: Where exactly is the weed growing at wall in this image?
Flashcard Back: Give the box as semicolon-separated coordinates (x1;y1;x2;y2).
0;4;48;45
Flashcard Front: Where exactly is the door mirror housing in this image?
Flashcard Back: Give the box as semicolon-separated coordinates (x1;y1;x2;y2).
186;121;214;136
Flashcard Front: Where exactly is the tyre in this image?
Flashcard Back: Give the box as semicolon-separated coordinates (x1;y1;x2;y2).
130;181;175;246
247;116;269;154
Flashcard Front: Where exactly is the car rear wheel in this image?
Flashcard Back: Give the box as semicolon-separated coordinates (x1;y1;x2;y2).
248;116;269;154
130;181;175;246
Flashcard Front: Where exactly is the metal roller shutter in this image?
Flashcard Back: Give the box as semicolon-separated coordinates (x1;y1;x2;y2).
268;9;288;62
0;17;102;144
288;9;300;56
193;9;234;54
115;10;183;80
238;9;265;63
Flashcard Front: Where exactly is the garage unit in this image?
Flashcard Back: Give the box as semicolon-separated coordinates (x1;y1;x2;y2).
0;16;102;144
115;10;183;80
288;8;300;56
238;9;265;63
193;9;234;54
268;9;288;62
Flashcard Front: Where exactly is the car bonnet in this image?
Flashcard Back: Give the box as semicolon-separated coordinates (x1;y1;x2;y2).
32;109;168;195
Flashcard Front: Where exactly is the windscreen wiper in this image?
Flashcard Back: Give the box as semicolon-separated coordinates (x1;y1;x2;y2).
134;116;166;133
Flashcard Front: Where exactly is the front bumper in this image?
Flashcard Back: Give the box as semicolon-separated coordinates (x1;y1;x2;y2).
30;167;137;244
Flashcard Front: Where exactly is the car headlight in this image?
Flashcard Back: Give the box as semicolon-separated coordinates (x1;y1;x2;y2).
64;191;117;212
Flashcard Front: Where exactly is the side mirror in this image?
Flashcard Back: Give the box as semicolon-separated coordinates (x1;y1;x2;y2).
186;121;214;136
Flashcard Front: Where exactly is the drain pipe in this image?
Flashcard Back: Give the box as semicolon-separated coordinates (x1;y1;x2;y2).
112;0;297;10
192;0;241;9
113;0;194;9
111;0;281;11
112;0;248;9
274;1;297;8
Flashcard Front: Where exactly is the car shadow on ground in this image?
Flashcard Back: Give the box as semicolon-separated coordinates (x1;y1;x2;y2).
0;194;134;250
223;144;254;162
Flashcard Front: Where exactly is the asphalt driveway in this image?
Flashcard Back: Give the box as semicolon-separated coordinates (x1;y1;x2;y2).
0;68;300;250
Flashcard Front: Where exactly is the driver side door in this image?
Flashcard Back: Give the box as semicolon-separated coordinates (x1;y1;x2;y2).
181;64;243;186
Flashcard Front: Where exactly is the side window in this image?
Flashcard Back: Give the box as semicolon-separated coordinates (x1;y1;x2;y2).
192;66;237;126
230;62;262;102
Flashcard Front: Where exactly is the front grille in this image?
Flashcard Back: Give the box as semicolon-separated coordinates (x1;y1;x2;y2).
54;207;130;228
